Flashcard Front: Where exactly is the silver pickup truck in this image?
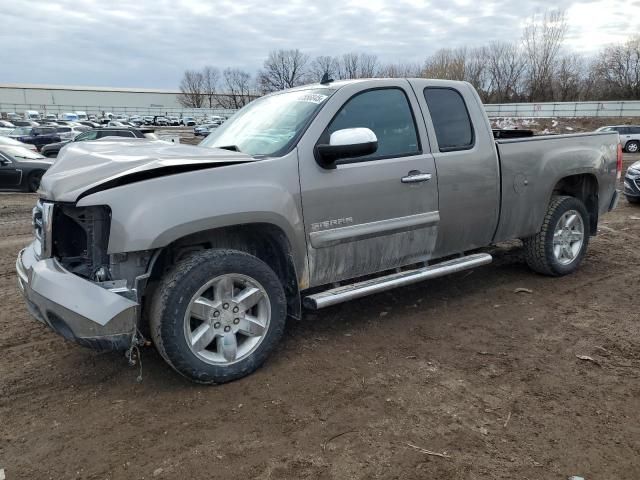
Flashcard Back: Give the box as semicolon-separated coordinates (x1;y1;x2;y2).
16;79;622;383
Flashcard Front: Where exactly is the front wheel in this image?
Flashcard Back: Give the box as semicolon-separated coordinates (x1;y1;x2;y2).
150;249;287;384
523;196;590;276
27;170;44;192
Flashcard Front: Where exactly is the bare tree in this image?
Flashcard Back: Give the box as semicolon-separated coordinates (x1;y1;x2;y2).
258;49;309;93
422;48;467;80
359;53;378;78
202;66;220;108
218;68;254;109
309;55;340;82
522;9;568;101
595;35;640;100
554;54;586;101
377;62;422;78
484;42;526;102
338;53;378;79
178;70;205;108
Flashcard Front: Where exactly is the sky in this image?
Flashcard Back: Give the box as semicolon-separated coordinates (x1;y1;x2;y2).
1;0;638;89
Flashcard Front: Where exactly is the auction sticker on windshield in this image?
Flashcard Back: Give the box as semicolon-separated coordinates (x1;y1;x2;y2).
297;93;328;104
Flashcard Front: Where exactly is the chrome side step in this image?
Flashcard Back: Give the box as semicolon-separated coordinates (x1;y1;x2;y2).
303;253;492;310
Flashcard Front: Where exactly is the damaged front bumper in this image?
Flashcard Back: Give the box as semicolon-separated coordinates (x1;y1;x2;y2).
16;242;138;351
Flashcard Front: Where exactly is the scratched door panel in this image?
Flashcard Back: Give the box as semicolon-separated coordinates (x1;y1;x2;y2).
297;80;439;288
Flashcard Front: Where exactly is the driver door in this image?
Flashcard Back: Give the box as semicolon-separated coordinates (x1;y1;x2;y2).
297;80;440;287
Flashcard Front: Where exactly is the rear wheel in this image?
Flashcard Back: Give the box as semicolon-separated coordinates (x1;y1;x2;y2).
150;249;287;384
523;196;590;276
625;141;639;153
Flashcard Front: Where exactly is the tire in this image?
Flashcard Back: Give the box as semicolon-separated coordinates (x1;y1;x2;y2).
625;141;639;153
150;249;287;384
27;170;44;192
523;195;590;276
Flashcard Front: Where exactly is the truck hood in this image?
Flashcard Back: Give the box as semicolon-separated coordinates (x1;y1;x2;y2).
39;138;255;202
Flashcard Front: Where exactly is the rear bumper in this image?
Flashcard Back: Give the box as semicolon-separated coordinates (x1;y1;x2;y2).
16;242;138;351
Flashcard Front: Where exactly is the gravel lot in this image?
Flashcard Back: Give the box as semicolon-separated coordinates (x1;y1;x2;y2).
0;155;639;479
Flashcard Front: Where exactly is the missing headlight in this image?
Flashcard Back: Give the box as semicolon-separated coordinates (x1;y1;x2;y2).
53;204;111;280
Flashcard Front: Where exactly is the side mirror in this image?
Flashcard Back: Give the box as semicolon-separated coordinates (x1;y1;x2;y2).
0;159;9;166
316;128;378;168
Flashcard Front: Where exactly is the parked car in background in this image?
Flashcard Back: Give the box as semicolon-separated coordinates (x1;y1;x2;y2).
60;113;79;122
153;116;169;126
0;121;15;135
0;145;52;192
75;111;88;121
181;116;196;126
9;126;60;150
143;116;154;125
12;120;39;127
78;121;101;128
168;116;180;126
7;113;21;122
107;121;127;127
596;125;640;153
208;115;225;125
41;127;157;157
0;136;38;152
24;110;40;121
129;115;143;125
44;114;58;122
623;161;640;204
56;125;90;141
194;123;218;136
114;115;129;122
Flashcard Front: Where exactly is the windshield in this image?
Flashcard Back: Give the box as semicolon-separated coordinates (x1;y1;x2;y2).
200;88;334;156
12;127;31;136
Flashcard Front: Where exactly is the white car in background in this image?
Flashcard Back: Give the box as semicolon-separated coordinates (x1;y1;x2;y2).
596;125;640;153
181;116;196;126
56;125;90;141
0;136;38;151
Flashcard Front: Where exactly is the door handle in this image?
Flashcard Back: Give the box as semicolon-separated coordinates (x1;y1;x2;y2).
401;172;432;184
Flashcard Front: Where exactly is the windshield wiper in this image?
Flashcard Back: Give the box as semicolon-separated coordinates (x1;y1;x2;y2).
216;145;241;152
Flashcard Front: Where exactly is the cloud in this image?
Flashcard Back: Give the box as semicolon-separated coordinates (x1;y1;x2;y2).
1;0;638;88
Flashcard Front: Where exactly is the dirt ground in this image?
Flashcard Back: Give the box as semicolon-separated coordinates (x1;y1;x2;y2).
1;155;639;480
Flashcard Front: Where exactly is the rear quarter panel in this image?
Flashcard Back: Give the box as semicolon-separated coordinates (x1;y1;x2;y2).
494;132;619;242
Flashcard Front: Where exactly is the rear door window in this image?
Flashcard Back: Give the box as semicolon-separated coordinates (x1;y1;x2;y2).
423;87;474;152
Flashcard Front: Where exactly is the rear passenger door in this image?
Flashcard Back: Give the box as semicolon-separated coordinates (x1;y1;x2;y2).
298;80;440;287
410;80;500;258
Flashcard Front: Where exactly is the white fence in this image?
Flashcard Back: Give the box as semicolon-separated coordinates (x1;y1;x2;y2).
0;103;238;119
485;100;640;118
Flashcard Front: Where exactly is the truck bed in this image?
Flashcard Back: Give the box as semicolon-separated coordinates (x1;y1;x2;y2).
493;131;620;242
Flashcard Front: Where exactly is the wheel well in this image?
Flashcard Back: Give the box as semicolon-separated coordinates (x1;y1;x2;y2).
552;174;599;235
148;223;301;320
